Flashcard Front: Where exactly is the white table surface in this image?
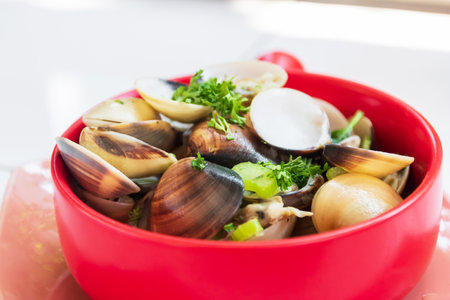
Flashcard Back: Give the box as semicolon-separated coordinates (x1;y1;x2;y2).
1;0;449;203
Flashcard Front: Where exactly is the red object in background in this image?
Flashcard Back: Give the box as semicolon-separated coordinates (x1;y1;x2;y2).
0;161;89;300
51;52;443;300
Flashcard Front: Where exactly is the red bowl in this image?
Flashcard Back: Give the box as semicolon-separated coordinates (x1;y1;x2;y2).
51;52;443;300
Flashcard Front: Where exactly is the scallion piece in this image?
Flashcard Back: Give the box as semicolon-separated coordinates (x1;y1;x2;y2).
231;218;264;241
331;110;364;143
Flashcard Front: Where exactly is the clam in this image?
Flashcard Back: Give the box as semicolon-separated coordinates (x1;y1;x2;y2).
79;127;177;178
187;121;278;168
383;166;410;195
338;135;361;148
82;97;160;127
281;175;325;209
250;88;331;154
353;116;374;148
56;137;140;199
131;176;160;195
311;173;403;232
99;120;176;152
313;98;348;131
249;216;296;241
239;196;312;228
135;77;212;123
72;183;135;223
150;157;244;239
323;144;414;178
202;61;288;99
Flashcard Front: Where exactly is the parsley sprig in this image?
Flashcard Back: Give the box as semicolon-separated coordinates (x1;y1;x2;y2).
172;70;249;139
259;156;328;191
191;152;206;171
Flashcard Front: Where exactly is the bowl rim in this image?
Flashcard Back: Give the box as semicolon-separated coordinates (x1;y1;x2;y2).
51;70;443;249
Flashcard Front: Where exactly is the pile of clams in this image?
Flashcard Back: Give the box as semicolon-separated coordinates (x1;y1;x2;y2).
57;60;414;241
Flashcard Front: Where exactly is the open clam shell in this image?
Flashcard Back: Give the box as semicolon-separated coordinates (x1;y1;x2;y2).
281;175;325;209
202;61;288;99
250;88;331;154
311;173;403;232
99;120;176;152
72;184;135;223
383;166;410;195
313;98;348;131
56;137;140;199
187;121;278;168
150;157;244;239
79;127;177;178
323;144;414;178
135;77;212;123
353;116;374;147
82;97;160;127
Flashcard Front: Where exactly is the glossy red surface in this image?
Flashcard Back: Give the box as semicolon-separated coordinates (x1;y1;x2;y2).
51;53;443;300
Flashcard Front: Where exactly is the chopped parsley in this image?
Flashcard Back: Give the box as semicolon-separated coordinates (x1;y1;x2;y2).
172;70;249;139
259;156;328;191
191;152;206;171
114;99;124;105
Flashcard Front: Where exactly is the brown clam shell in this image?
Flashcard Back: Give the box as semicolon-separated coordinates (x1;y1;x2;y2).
323;144;414;178
281;175;325;209
187;121;278;168
72;184;134;223
79;127;177;178
150;157;244;239
56;137;140;199
99;120;176;152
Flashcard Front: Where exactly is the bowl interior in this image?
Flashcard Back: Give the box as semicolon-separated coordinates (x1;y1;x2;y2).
52;71;442;245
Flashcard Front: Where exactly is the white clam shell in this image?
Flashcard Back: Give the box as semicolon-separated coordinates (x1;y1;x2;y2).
202;61;288;96
311;173;403;232
135;77;212;123
250;88;331;153
82;97;160;127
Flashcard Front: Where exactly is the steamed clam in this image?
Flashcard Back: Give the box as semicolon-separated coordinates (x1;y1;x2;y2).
82;97;160;127
250;88;331;154
313;98;348;131
72;183;135;223
79;127;177;178
323;144;414;178
238;196;312;241
187;121;278;168
150;157;244;239
135;77;212;123
202;61;288;100
311;173;403;232
99;120;176;152
56;137;140;198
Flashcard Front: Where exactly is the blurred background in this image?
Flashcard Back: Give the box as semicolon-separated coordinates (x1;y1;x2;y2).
0;0;449;200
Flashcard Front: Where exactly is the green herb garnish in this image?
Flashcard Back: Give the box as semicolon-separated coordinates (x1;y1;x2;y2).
259;156;328;191
191;152;206;171
128;205;142;226
172;70;249;138
114;99;124;104
224;222;236;233
331;110;364;143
